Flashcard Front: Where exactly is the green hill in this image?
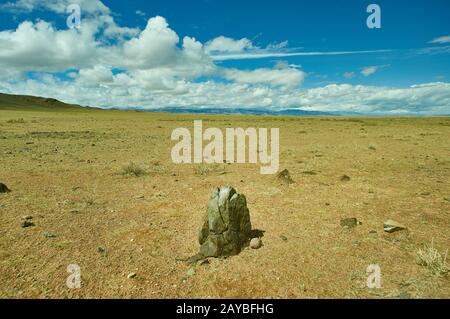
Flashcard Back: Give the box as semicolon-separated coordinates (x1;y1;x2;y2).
0;92;92;111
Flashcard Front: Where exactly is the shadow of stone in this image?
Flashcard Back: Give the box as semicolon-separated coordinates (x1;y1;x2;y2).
250;229;265;238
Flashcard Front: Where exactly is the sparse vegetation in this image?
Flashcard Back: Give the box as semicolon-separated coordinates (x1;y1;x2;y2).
194;163;224;175
417;239;449;276
1;101;449;298
6;118;26;124
121;162;147;177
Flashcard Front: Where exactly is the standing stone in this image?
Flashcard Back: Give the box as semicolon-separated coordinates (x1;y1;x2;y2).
199;187;252;257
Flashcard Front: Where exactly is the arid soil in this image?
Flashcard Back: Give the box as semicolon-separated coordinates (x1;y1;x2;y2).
0;107;449;298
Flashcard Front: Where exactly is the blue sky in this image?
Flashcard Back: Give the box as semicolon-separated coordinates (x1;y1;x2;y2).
0;0;449;114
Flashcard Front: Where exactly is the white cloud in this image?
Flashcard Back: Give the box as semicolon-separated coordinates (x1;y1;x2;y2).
296;83;450;114
210;49;393;61
343;72;355;79
361;66;378;77
361;65;388;77
429;35;450;44
0;20;99;71
204;36;254;53
136;10;146;17
1;0;110;15
122;16;180;69
0;1;448;115
223;67;305;87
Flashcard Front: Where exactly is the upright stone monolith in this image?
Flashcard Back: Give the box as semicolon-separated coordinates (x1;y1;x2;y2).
199;186;252;257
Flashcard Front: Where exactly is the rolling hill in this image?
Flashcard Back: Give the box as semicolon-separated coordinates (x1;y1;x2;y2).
0;93;89;111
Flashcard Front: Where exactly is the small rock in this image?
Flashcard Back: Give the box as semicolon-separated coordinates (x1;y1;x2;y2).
22;215;33;220
97;247;106;253
340;218;359;228
250;237;262;249
186;267;196;277
127;272;137;279
280;235;288;241
444;197;450;202
277;169;294;185
383;219;407;233
43;232;56;238
340;175;351;182
0;183;11;193
21;220;35;228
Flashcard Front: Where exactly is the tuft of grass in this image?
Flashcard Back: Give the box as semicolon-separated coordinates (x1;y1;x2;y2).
417;239;448;276
6;118;26;124
121;162;147;177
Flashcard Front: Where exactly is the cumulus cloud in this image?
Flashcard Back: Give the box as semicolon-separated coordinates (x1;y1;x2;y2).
204;36;254;53
0;20;99;71
0;0;449;115
223;67;305;87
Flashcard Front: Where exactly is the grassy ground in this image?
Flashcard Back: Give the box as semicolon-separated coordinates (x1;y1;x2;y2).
0;106;449;298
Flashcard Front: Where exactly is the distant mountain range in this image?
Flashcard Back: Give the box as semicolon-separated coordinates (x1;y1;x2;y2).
111;106;336;116
0;92;335;116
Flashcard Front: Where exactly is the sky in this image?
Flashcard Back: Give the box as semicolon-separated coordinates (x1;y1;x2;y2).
0;0;449;115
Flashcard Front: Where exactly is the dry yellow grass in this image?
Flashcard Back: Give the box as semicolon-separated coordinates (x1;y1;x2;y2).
0;108;449;298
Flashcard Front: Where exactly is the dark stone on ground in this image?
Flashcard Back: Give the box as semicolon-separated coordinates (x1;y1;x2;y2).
0;183;11;193
277;169;294;185
340;217;359;228
21;220;35;228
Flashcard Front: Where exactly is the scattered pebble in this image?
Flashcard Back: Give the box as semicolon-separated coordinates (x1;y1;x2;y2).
280;235;288;241
43;232;56;238
383;219;406;233
340;217;360;228
97;247;106;254
340;175;351;182
277;169;294;185
21;220;35;228
127;272;137;279
0;183;11;193
250;237;262;249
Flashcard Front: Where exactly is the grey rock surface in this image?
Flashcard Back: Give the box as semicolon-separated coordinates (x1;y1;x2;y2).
199;186;252;257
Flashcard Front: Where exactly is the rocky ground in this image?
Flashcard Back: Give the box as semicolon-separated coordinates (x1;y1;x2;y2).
0;108;449;298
